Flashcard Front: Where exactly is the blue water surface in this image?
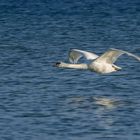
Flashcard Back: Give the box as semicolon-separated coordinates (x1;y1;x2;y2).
0;0;140;140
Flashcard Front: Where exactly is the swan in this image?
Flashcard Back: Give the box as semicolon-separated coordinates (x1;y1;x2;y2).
54;48;140;74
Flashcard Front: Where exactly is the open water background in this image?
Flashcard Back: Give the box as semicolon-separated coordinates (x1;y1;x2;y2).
0;0;140;139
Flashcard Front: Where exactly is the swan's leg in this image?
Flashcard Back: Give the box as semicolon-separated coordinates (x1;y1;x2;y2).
112;64;122;71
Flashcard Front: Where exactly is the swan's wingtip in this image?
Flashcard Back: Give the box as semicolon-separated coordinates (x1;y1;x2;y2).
110;48;119;51
69;48;77;51
110;48;125;53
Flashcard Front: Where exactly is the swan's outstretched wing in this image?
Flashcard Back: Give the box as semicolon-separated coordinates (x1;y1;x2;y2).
69;49;98;63
95;48;140;64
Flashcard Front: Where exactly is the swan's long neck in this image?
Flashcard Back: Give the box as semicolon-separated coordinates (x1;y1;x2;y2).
59;62;88;70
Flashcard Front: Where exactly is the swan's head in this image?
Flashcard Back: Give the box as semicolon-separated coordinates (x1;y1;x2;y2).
54;62;64;67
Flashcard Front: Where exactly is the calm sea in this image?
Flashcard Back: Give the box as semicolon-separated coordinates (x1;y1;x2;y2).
0;0;140;139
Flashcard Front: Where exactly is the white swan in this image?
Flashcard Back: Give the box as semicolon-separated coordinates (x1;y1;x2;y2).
54;48;140;74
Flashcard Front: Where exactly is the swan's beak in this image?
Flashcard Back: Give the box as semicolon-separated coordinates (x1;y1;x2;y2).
53;62;61;67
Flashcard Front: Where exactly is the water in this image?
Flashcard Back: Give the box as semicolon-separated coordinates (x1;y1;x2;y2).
0;0;140;139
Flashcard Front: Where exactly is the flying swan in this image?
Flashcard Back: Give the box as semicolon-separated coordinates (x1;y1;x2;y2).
54;48;140;74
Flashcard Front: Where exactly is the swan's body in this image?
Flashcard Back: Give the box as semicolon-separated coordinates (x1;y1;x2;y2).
55;48;140;74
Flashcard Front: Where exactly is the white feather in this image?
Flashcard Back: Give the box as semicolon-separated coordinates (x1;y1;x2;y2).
55;48;140;74
69;49;98;63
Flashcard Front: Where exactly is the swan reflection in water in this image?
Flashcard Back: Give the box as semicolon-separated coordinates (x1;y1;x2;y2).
63;96;122;130
65;95;121;109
